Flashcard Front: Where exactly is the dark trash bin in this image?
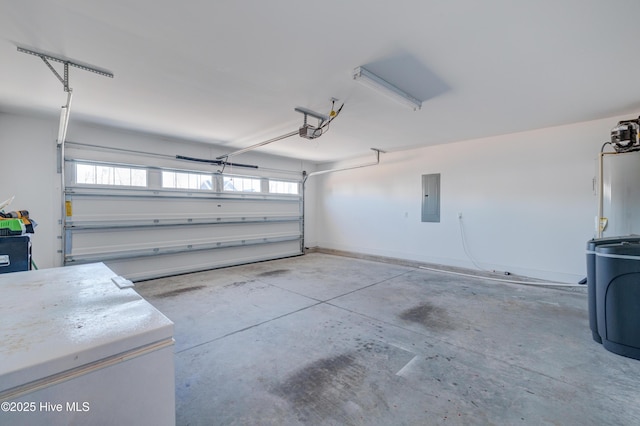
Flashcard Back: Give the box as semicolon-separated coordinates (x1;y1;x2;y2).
595;241;640;360
587;236;640;343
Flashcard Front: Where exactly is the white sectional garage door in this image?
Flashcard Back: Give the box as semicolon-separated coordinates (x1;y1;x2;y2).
63;149;304;281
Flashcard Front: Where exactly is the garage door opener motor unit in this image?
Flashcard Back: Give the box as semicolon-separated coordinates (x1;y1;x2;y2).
611;116;640;153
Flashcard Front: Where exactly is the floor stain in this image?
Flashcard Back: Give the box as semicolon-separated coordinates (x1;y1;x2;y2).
258;269;290;277
272;353;367;423
356;340;388;354
154;285;206;298
399;302;456;331
224;280;251;288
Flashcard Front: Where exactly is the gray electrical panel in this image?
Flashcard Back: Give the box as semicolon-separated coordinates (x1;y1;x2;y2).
422;173;440;222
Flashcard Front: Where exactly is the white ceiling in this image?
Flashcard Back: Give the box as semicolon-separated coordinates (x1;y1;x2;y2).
2;1;640;163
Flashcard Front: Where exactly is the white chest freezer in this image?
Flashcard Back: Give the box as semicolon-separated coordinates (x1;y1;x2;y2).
0;263;175;426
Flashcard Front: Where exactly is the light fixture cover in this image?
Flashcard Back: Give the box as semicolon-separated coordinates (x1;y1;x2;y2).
353;66;422;111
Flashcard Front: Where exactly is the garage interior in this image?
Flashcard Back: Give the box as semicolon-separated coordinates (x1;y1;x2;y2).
2;1;640;425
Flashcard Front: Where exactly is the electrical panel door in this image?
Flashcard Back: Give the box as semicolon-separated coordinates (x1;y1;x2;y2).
422;173;440;223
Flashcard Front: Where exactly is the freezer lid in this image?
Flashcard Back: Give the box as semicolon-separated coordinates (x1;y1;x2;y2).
0;263;174;393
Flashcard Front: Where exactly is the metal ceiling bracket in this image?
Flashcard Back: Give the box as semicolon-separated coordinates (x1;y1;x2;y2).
40;56;68;91
294;107;329;126
304;148;386;183
17;46;114;92
18;46;114;268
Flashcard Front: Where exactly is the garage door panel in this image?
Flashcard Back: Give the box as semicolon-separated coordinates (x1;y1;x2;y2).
68;221;301;256
103;240;303;281
64;171;303;280
67;195;300;225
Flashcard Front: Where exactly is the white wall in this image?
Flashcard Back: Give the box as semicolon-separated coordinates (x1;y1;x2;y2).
0;113;59;269
0;111;314;269
312;114;638;282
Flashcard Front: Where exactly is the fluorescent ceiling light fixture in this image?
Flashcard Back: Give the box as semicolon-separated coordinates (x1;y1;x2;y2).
352;66;422;111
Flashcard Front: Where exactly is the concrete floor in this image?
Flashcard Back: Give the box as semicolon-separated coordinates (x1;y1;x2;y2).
135;253;640;426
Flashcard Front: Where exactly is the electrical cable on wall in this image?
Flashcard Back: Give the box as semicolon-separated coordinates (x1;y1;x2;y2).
458;215;487;271
455;214;583;286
